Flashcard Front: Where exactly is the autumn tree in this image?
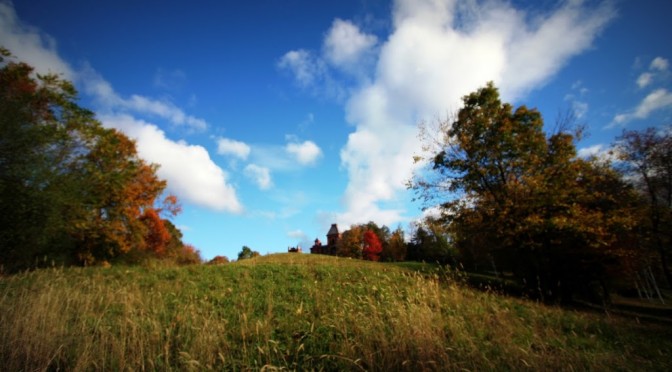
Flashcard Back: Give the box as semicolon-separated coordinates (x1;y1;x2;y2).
176;244;202;265
616;127;672;286
0;49;180;270
383;226;407;262
208;255;230;265
337;225;365;259
362;230;383;261
410;82;640;302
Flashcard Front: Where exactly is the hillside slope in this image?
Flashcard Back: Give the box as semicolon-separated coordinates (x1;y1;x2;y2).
1;254;670;371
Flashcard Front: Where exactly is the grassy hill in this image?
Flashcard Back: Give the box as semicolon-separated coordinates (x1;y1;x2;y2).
1;254;670;371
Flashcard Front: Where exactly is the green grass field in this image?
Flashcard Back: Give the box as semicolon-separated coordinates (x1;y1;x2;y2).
1;254;670;371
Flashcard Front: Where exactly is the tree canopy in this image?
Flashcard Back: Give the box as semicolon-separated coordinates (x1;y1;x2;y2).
0;49;185;271
411;82;640;302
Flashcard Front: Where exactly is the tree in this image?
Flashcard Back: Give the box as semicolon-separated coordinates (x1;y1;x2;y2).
176;244;202;265
384;226;407;262
410;82;639;302
407;218;455;264
0;49;83;269
337;225;365;259
362;230;383;261
238;246;259;260
208;255;230;265
616;128;672;286
0;49;180;270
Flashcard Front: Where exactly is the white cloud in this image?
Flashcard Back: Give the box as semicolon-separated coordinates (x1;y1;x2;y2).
637;72;653;88
277;49;324;87
78;71;238;211
100;114;243;213
0;2;74;80
217;137;251;160
651;57;669;71
304;0;614;227
323;19;378;70
126;95;207;130
285;140;322;166
577;144;604;158
498;1;615;100
610;88;672;126
244;164;272;190
79;66;207;131
577;144;620;163
634;57;669;89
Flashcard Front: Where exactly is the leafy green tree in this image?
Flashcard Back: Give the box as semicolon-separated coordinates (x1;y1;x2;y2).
411;82;640;302
407;219;455;264
238;246;259;260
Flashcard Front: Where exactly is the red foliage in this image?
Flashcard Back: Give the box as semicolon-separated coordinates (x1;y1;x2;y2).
362;230;383;261
140;208;171;256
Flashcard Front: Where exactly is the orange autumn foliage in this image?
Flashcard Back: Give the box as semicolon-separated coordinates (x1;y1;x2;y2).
177;244;202;265
140;209;171;256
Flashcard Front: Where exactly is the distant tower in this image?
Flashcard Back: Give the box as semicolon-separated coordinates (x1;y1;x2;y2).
310;223;341;255
326;224;340;255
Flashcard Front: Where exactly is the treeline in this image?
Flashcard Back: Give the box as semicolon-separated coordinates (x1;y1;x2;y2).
407;82;671;303
332;220;456;265
0;49;200;273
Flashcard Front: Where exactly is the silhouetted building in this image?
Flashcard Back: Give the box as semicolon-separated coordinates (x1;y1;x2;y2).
310;223;340;255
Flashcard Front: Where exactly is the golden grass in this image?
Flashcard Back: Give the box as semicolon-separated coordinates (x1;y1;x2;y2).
1;254;670;371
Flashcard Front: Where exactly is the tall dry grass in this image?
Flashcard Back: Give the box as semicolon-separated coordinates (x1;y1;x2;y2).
1;255;670;371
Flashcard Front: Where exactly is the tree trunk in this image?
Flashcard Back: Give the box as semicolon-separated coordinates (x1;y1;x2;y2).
659;247;672;288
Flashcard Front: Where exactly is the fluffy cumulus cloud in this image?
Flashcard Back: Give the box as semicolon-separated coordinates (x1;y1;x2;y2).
80;71;242;211
323;18;378;70
285;140;322;166
279;19;378;98
282;0;615;227
0;2;241;213
101;114;243;213
217;137;251;160
244;164;272;190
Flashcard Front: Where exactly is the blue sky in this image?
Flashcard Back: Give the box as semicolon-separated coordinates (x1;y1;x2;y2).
2;0;671;260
